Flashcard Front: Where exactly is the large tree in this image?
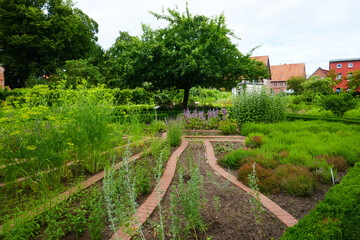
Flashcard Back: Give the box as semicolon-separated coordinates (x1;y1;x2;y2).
107;5;268;108
0;0;99;88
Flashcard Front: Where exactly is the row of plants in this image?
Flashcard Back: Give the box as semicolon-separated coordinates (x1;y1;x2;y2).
0;87;169;228
1;129;178;239
0;84;232;108
178;108;238;135
218;120;359;197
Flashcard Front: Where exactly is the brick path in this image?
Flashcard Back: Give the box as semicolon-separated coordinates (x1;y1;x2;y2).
110;139;189;240
204;139;298;227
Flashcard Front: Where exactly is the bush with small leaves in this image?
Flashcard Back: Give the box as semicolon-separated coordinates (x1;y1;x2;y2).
238;163;280;194
275;164;317;197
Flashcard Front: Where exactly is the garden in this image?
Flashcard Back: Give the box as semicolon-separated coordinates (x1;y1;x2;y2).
0;85;359;240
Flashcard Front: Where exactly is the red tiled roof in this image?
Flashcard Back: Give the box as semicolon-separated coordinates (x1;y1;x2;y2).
270;63;306;81
250;56;269;66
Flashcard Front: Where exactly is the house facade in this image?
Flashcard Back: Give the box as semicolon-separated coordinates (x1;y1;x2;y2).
233;56;271;95
310;67;329;79
330;58;360;92
270;63;306;94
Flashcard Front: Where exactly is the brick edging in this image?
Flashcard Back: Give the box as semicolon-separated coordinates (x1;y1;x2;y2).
110;139;189;240
0;151;146;233
203;140;298;227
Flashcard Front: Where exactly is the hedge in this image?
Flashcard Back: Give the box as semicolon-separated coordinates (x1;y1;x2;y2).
281;162;360;240
286;113;360;125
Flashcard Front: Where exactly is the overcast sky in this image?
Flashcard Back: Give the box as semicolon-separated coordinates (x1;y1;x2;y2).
75;0;360;76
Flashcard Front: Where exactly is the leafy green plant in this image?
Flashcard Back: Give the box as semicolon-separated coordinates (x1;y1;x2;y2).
167;121;182;147
318;92;357;117
219;119;237;135
232;88;286;127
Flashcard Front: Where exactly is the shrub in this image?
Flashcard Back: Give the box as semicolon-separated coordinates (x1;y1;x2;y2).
281;162;360;239
167;121;182;147
238;163;280;194
308;158;338;184
325;155;348;172
246;154;280;169
245;133;264;148
219;119;237;135
217;149;255;169
232;88;286;127
318;92;357;117
275;164;317;197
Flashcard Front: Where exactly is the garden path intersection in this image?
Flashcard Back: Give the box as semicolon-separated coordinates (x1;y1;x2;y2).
113;132;297;239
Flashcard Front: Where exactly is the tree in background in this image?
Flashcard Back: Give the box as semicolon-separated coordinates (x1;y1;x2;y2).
105;5;269;108
318;92;357;117
0;0;100;88
302;76;334;95
287;76;306;94
346;70;360;94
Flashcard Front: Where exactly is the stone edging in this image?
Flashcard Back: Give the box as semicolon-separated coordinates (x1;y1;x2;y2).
110;139;189;240
203;140;298;227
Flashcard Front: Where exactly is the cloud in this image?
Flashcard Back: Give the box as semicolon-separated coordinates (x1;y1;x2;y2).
75;0;360;76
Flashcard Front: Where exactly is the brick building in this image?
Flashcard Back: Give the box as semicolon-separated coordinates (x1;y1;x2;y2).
330;58;360;92
309;67;329;79
270;63;306;94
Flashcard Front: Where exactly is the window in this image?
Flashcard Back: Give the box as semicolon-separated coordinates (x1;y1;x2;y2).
348;63;353;68
347;72;352;81
280;83;283;87
337;64;342;68
337;73;342;80
285;83;287;86
273;83;277;87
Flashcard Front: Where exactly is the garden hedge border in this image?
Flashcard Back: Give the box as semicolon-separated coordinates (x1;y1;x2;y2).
286;113;360;125
281;162;360;240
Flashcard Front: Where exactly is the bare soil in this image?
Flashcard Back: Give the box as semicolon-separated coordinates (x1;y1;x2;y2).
139;142;286;240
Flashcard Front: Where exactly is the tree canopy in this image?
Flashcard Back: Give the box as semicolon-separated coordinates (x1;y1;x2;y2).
105;5;269;108
0;0;100;88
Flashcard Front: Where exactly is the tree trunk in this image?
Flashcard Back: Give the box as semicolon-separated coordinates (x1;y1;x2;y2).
182;87;190;109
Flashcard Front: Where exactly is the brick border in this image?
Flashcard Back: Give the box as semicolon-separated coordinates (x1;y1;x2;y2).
204;140;298;227
0;137;155;233
110;139;189;240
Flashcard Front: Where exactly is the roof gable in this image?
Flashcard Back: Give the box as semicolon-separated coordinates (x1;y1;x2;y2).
270;63;306;81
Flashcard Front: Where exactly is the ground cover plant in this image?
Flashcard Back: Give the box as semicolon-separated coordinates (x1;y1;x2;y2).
219;120;359;197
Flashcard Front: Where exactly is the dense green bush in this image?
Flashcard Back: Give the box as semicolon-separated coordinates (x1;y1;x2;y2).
281;162;360;239
318;92;358;117
232;89;286;127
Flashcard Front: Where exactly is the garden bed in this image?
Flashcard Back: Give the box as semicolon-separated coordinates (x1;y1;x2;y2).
140;141;286;239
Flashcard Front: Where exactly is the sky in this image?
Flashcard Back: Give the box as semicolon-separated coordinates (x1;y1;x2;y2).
75;0;360;77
